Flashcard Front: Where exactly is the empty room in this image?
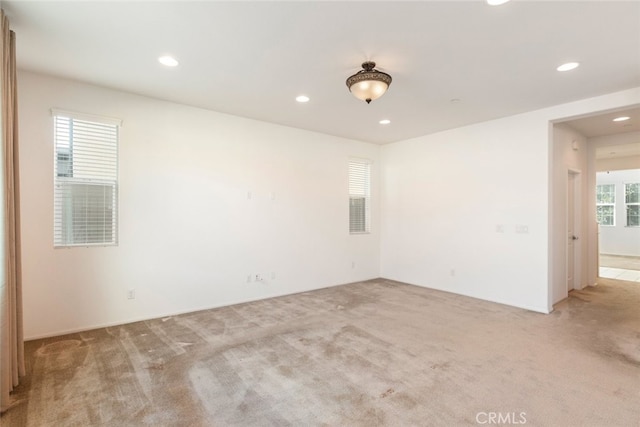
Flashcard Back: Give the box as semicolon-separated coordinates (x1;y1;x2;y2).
1;1;639;426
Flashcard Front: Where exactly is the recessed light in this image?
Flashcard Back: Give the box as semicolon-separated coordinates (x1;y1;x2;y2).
487;0;511;5
295;95;310;103
158;56;179;67
450;98;461;104
613;116;630;122
557;62;579;72
379;119;391;125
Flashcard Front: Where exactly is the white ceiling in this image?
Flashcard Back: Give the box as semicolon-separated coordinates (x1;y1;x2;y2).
595;142;640;160
562;106;640;138
4;0;640;144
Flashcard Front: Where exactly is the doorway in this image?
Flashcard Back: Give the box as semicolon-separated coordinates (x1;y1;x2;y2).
567;170;581;293
549;105;639;311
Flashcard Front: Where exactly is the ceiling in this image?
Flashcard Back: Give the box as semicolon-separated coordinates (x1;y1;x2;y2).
595;142;640;160
562;106;640;138
4;1;640;144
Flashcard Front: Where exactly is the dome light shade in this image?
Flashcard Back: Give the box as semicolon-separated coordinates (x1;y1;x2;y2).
346;61;392;104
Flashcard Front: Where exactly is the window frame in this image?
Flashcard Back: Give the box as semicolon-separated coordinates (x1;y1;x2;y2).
625;182;639;227
596;184;616;227
52;109;121;248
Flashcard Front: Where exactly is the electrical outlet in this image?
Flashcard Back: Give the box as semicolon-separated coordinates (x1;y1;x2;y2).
255;274;263;282
127;289;136;300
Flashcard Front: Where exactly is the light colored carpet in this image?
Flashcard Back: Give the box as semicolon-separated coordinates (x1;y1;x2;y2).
2;278;639;426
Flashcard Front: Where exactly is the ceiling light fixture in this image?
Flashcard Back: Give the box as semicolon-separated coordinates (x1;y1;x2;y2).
486;0;511;5
556;62;579;72
612;116;630;122
158;55;179;67
379;119;391;125
346;61;392;104
295;95;310;103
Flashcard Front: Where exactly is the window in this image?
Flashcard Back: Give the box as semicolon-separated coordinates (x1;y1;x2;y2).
349;159;371;233
625;183;639;227
596;184;615;226
53;111;120;246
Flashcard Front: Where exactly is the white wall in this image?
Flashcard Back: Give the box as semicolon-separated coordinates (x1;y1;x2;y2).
380;114;550;313
381;88;640;314
19;71;380;339
596;169;640;256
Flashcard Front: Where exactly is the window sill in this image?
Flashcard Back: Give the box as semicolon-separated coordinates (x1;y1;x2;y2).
55;243;118;249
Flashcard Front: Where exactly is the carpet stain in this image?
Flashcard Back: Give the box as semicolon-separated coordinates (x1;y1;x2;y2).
392;392;418;410
430;361;451;370
35;339;82;355
145;360;165;370
277;365;294;377
380;388;395;398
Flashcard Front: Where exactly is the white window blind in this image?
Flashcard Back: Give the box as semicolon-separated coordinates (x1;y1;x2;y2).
349;159;371;233
53;112;119;247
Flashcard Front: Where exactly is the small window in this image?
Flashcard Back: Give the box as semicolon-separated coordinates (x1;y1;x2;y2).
53;111;120;247
349;159;371;233
596;184;615;226
625;183;639;227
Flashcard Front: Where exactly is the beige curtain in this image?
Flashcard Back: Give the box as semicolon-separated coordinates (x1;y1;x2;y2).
0;9;24;414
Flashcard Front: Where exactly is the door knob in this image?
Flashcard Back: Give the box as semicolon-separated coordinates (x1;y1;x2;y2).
572;235;579;240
